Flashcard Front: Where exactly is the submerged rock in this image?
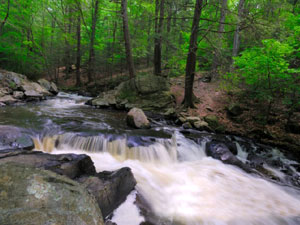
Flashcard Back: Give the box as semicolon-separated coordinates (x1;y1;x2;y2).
0;162;104;225
127;108;150;129
78;167;137;218
0;125;34;150
206;140;251;172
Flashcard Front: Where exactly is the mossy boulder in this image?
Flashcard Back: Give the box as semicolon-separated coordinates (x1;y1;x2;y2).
0;163;104;225
135;75;169;94
204;115;225;133
90;74;175;114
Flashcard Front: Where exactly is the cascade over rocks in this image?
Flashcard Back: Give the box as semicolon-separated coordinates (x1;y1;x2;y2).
0;69;58;105
0;162;104;225
87;74;176;115
127;107;151;129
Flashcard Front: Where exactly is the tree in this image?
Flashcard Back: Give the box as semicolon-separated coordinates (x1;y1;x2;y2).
121;0;135;78
183;0;203;108
154;0;165;76
0;0;10;35
75;1;82;87
211;0;228;77
232;0;245;58
87;0;100;83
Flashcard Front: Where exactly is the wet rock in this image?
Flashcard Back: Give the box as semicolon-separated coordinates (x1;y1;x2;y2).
186;116;201;123
38;79;58;95
13;91;24;99
0;149;96;179
0;125;34;150
193;120;212;131
206;140;251;172
0;162;104;225
182;122;192;129
127;108;150;129
91;92;117;108
22;82;52;98
178;116;187;124
0;95;17;105
78;167;137;218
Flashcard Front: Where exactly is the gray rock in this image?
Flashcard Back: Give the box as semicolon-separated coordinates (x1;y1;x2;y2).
91;92;116;108
0;149;96;179
194;120;212;131
182;122;192;129
0;162;104;225
0;125;34;150
50;81;59;94
206;141;251;172
22;82;52;97
13;91;24;99
127;108;150;129
0;95;17;104
186;116;201;123
135;75;169;95
38;79;58;95
78;167;137;218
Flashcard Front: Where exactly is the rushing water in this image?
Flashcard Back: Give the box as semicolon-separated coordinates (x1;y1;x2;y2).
1;93;300;225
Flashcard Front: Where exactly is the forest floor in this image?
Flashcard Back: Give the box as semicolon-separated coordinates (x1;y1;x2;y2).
170;73;300;155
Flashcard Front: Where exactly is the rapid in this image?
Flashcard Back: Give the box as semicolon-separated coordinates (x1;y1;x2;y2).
1;93;300;225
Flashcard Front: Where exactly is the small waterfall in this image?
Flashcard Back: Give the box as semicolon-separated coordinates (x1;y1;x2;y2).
35;132;178;163
36;131;300;225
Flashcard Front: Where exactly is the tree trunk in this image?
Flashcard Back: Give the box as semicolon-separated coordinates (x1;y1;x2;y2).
0;0;10;36
76;13;81;86
232;0;245;58
183;0;203;108
64;6;72;79
211;0;228;77
121;0;135;78
154;0;165;76
87;0;100;83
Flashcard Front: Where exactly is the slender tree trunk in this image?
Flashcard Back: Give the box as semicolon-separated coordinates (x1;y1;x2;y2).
76;14;81;86
232;0;245;58
211;0;228;77
64;6;72;79
121;0;135;78
87;0;100;83
0;0;10;36
154;0;165;76
165;1;172;63
110;19;117;77
183;0;203;108
146;16;152;68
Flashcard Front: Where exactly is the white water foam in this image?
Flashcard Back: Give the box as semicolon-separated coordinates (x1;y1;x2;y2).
51;144;300;225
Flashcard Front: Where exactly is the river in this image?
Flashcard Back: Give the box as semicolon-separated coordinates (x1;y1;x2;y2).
1;92;300;225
